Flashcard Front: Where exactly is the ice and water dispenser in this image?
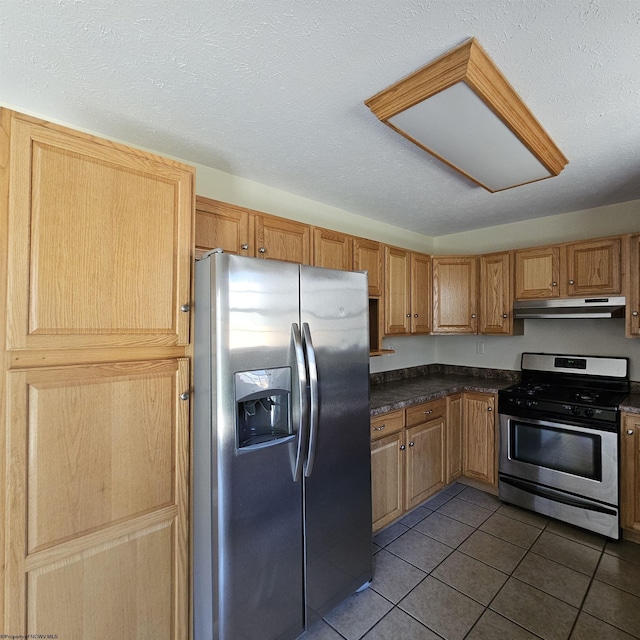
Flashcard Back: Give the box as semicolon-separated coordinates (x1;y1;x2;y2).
235;368;292;449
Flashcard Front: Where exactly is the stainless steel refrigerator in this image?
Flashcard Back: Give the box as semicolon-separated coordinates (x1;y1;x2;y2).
193;251;373;640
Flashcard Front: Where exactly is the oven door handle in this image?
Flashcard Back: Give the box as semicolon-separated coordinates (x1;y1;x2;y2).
499;476;617;515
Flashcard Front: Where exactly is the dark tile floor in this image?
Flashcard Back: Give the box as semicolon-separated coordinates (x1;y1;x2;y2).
301;482;640;640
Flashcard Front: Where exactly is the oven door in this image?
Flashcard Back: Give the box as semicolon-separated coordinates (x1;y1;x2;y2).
499;413;618;506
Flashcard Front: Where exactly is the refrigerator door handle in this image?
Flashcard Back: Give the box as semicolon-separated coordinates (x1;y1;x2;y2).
291;323;309;482
302;323;319;478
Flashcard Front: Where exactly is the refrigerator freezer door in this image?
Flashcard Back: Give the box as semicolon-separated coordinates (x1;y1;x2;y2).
193;254;305;640
300;265;373;627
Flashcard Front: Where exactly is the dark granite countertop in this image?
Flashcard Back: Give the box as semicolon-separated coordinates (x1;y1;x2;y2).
369;366;517;416
621;393;640;415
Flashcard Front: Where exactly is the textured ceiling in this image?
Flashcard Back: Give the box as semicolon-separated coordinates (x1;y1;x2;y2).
2;0;640;236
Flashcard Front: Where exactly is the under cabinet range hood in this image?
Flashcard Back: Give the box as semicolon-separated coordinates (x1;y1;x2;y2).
513;297;626;319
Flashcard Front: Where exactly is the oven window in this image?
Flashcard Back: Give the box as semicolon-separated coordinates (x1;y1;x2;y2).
510;421;602;480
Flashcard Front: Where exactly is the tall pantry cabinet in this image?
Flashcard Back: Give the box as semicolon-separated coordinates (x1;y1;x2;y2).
1;110;193;638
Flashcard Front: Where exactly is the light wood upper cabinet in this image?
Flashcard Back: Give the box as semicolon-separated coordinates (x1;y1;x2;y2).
463;392;497;486
564;237;622;296
515;246;560;299
312;227;353;270
4;359;189;638
515;236;623;300
432;256;478;334
479;251;518;335
411;252;432;334
621;413;640;536
384;247;412;335
195;197;253;258
627;233;640;338
6;114;194;351
353;238;383;297
384;247;431;335
255;215;310;264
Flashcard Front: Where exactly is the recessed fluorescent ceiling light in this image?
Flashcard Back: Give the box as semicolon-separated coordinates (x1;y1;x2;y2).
365;38;568;192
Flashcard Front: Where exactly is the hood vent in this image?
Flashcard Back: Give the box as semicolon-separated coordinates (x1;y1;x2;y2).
514;297;626;319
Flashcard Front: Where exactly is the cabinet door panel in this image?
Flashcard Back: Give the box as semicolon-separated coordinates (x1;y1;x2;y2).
566;237;621;296
195;197;252;257
480;252;512;335
410;253;432;334
313;228;352;270
384;247;410;335
405;418;445;509
5;359;189;636
463;392;496;485
446;394;463;484
255;215;310;264
353;238;382;297
432;257;477;334
621;414;640;533
628;234;640;337
371;431;404;532
7;117;193;350
515;247;560;299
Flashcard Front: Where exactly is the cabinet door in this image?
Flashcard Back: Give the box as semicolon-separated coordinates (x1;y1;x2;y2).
514;246;560;299
405;417;446;509
446;394;463;484
371;431;405;532
255;215;310;264
627;234;640;337
354;238;383;297
312;227;352;270
7;116;194;352
410;252;432;334
195;197;253;258
479;252;513;335
384;246;411;335
565;237;622;297
621;414;640;534
463;392;496;485
4;359;189;638
432;256;478;334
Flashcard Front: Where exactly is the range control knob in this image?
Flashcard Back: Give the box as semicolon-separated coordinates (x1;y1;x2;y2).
571;406;581;416
584;408;594;418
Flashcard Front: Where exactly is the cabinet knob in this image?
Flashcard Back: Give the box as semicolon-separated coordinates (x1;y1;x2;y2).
180;392;190;401
373;425;386;431
399;444;406;451
180;304;190;313
633;311;639;317
414;314;419;318
424;409;432;415
568;280;575;285
487;406;493;412
551;282;558;287
627;429;635;435
471;314;476;319
259;247;266;254
406;313;411;318
502;313;508;319
408;441;415;447
241;244;249;250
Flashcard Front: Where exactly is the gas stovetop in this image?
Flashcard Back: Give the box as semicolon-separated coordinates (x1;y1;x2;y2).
498;352;630;428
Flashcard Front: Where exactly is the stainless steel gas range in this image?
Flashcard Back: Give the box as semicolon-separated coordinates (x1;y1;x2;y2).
498;353;630;539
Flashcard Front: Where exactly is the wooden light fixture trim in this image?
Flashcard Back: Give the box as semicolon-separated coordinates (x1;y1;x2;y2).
364;38;568;192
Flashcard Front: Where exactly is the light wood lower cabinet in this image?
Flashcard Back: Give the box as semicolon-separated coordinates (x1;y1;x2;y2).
4;359;189;638
446;393;463;483
370;411;405;531
463;392;497;486
621;413;640;537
